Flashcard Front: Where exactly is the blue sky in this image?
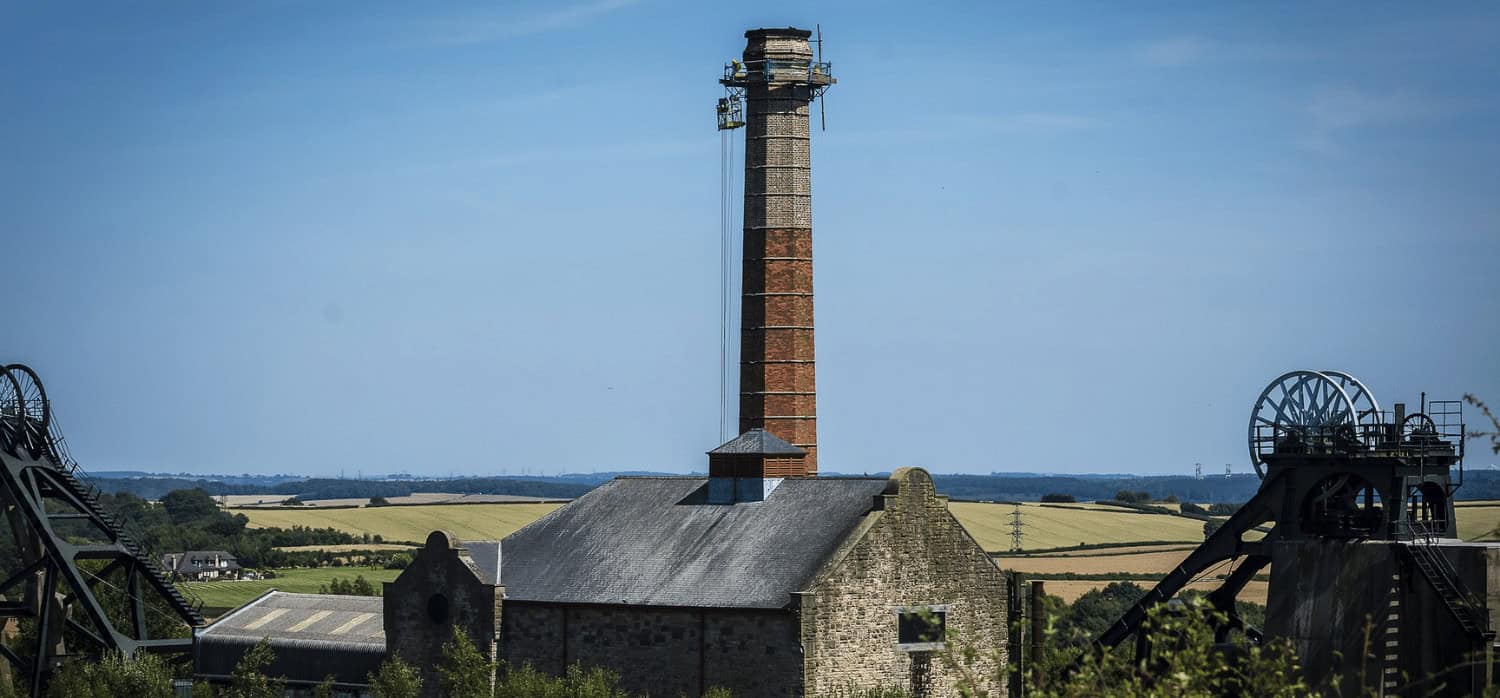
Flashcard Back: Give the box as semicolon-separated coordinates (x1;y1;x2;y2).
3;2;1497;476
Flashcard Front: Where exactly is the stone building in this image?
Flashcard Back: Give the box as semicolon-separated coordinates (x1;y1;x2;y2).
379;459;1008;696
384;532;503;694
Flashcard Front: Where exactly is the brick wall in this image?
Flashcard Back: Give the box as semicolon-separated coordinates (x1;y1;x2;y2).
384;531;503;698
501;604;803;696
739;28;819;472
802;468;1009;696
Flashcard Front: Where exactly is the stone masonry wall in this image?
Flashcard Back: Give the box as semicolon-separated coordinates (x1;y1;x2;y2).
802;468;1008;696
384;531;503;698
501;604;803;696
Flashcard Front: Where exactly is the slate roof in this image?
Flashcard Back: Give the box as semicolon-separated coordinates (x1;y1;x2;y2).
195;591;384;685
501;476;889;609
465;540;501;585
707;428;806;456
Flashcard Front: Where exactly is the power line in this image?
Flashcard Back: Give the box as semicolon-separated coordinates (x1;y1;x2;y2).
1009;503;1025;552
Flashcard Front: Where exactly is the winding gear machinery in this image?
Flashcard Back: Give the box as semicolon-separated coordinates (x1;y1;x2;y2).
1093;369;1486;667
0;364;203;697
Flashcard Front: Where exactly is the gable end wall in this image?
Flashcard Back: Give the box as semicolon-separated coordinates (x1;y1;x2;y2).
801;468;1008;696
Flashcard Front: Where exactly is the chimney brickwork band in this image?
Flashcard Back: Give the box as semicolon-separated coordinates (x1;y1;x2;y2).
738;28;819;474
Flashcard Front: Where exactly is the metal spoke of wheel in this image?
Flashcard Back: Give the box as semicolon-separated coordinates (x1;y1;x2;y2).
1247;370;1359;479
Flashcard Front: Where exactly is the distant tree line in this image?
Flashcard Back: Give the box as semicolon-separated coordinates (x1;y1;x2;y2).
93;476;592;501
85;469;1500;506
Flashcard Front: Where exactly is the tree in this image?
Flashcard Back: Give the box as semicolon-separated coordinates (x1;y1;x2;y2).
438;625;494;698
940;597;1306;697
1053;582;1146;647
161;488;220;525
369;496;390;507
1466;394;1500;454
1203;520;1223;538
1037;600;1310;697
1041;494;1076;503
227;638;282;698
313;675;336;698
369;655;422;698
44;651;176;698
352;575;376;596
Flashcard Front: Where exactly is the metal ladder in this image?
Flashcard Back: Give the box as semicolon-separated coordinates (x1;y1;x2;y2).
1400;524;1491;641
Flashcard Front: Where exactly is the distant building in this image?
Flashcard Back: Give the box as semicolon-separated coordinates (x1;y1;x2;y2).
196;591;384;695
161;550;241;581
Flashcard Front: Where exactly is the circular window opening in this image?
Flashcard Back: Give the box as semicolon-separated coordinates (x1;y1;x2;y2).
427;594;449;624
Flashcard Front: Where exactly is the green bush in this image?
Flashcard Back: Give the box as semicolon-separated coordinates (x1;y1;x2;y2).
495;662;635;697
44;651;176;698
439;626;495;698
369;655;422;698
226;638;282;698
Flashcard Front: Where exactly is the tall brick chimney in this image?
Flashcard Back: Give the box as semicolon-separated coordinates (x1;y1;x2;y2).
726;27;833;476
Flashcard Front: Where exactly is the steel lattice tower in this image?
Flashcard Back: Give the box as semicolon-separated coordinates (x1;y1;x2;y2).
0;364;203;697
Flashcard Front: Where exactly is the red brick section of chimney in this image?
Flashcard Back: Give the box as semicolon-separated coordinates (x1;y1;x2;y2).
736;28;829;475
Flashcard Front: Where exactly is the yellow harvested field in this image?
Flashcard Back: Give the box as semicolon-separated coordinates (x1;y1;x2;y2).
1040;580;1269;605
1457;504;1500;540
1027;544;1197;557
994;550;1192;576
239;503;563;543
274;543;417;553
950;502;1206;552
1044;502;1184;513
994;549;1274;578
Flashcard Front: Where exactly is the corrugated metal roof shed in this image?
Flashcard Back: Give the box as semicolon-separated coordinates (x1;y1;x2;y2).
195;591;384;686
501;476;888;609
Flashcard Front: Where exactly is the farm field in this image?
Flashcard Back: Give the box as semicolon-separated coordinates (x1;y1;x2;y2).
1456;502;1500;540
1044;501;1184;513
993;548;1219;577
237;502;563;543
1041;579;1269;605
184;567;400;614
949;501;1207;551
274;543;417;553
226;492;565;508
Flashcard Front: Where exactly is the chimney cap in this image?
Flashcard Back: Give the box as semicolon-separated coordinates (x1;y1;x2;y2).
708;428;806;456
745;27;813;40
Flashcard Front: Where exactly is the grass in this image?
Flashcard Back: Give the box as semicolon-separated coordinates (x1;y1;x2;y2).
184;566;400;613
950;501;1208;552
237;502;564;543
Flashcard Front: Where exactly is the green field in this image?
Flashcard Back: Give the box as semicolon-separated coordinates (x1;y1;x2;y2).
950;501;1208;551
237;502;564;543
184;567;401;613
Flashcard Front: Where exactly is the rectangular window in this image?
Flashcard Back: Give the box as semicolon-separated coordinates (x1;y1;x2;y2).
895;605;949;651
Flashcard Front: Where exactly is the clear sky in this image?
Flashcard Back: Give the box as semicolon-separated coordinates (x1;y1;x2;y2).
4;2;1497;477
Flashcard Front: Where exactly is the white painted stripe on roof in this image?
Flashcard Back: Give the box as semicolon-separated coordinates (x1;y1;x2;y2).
285;610;332;633
328;612;376;636
241;608;287;630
